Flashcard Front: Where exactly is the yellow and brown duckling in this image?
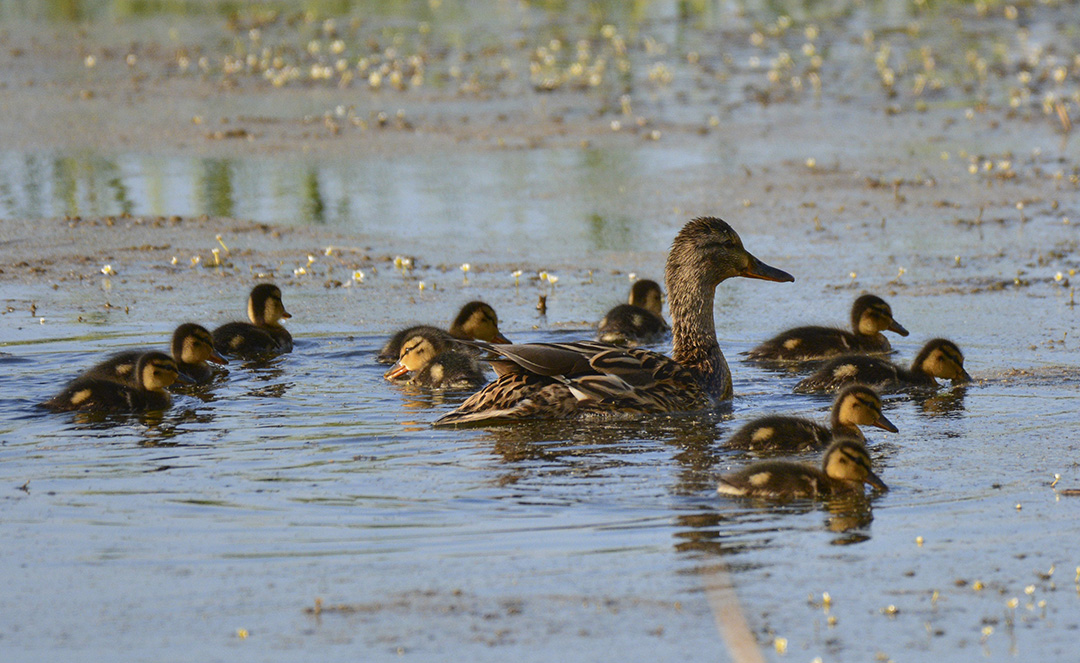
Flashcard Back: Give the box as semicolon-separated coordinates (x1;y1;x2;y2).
724;385;897;453
83;323;227;385
597;279;669;346
746;294;909;362
433;217;793;426
717;438;888;500
377;300;510;364
42;351;185;413
794;338;971;394
383;329;486;389
212;283;292;357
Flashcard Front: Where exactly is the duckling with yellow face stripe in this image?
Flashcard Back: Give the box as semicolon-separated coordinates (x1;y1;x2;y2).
378;301;510;364
717;439;887;500
794;338;971;394
83;323;227;385
384;330;485;389
212;284;292;357
747;294;908;362
724;385;897;453
42;352;186;413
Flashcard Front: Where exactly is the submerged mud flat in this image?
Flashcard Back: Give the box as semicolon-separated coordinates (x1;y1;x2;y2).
2;1;1080;661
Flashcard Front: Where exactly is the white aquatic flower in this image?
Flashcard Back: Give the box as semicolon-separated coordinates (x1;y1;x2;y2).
101;264;116;276
325;246;335;256
461;263;471;273
418;281;426;291
352;269;365;282
170;256;178;265
294;267;307;276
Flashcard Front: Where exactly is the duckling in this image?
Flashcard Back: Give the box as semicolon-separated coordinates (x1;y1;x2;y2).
717;438;888;500
433;217;794;426
42;351;184;413
212;283;292;357
794;338;971;394
597;279;669;346
383;330;486;389
746;294;909;362
82;323;227;385
377;300;510;364
724;385;897;453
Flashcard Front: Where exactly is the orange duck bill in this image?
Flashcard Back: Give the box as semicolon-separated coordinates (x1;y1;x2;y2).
383;362;410;380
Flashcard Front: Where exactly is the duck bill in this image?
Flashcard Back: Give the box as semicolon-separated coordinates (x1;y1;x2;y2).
208;349;229;365
281;309;293;320
383;362;410;380
873;412;899;433
741;255;795;283
955;368;973;384
492;331;511;344
888;320;910;337
863;470;889;491
174;371;196;384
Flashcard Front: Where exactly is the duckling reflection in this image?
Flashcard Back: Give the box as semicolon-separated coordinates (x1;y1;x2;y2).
914;386;967;415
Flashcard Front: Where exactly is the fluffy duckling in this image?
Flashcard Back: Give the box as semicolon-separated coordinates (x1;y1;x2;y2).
42;351;184;413
794;338;971;394
746;294;909;362
212;284;292;357
597;279;669;346
83;323;227;385
383;330;486;389
717;439;888;500
724;385;897;453
377;300;510;364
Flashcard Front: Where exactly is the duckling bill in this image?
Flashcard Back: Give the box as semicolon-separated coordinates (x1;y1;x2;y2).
378;301;510;364
384;330;485;389
718;439;887;500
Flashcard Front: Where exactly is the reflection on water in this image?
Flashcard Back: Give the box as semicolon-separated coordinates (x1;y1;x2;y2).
0;147;710;253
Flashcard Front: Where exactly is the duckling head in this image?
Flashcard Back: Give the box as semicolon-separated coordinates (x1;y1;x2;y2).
834;384;898;432
853;294;909;337
628;279;664;317
452;301;510;344
248;283;291;327
666;217;795;292
822;439;888;490
384;333;446;380
173;323;228;366
137;351;184;391
915;338;971;383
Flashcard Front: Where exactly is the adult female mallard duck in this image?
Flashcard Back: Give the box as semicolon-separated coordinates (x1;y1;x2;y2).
83;323;227;384
42;351;185;413
746;294;909;362
717;438;888;500
433;217;794;426
723;385;897;453
597;279;669;346
794;338;971;394
383;329;486;389
377;300;510;364
212;283;292;357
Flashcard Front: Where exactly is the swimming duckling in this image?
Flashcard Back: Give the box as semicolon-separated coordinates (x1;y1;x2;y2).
717;439;888;500
724;385;897;453
212;283;292;357
746;294;909;362
377;300;510;364
383;330;486;389
597;279;669;346
83;323;227;384
794;338;971;394
42;351;185;413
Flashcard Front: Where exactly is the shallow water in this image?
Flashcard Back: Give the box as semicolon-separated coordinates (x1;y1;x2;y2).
4;0;1080;661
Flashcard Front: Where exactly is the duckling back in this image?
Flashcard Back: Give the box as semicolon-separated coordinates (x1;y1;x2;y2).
597;280;668;346
212;284;292;357
43;351;179;413
412;350;486;389
723;415;834;453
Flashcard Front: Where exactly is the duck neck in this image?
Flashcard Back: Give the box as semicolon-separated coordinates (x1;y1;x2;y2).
668;274;726;394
